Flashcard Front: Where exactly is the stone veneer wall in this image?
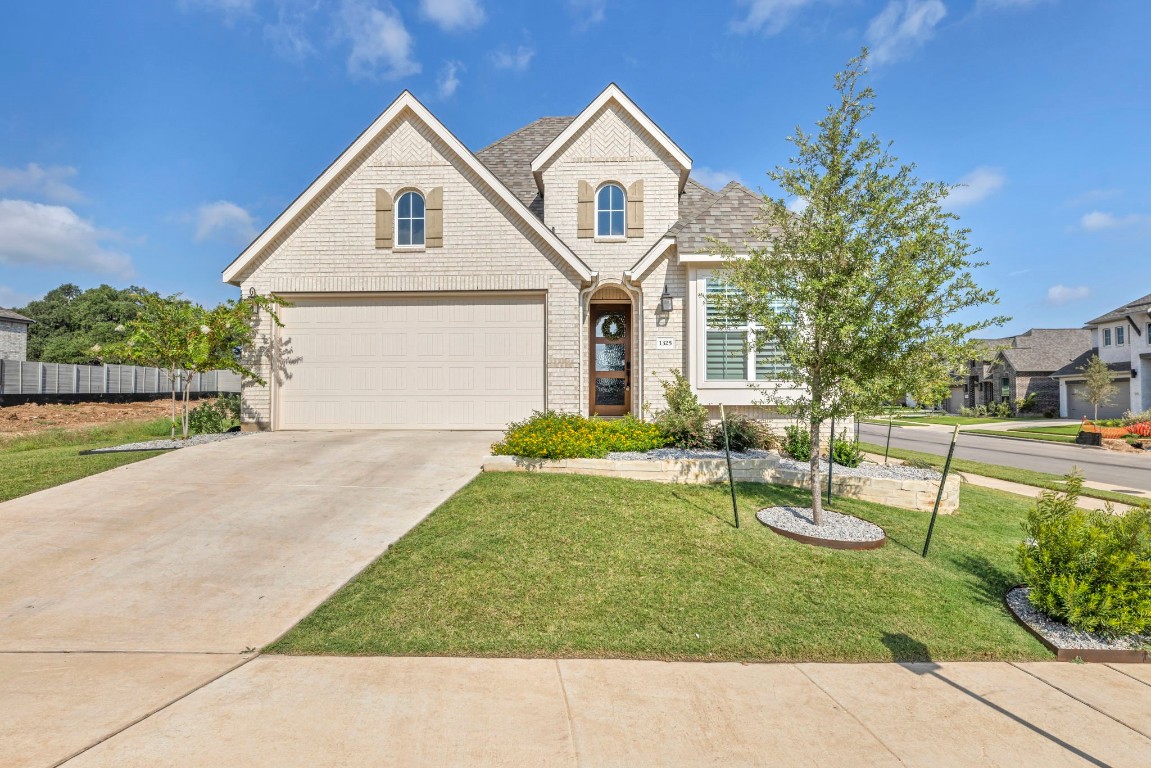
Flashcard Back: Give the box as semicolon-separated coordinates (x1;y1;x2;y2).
0;320;29;361
482;454;960;514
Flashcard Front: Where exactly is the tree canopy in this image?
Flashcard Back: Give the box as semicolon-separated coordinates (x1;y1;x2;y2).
14;283;154;364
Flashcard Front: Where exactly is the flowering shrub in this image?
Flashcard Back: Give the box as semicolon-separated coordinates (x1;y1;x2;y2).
491;411;668;460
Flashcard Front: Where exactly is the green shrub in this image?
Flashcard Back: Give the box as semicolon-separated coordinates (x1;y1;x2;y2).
1123;408;1151;426
711;415;774;453
188;394;241;435
783;424;811;462
831;430;863;467
1016;392;1038;414
1017;473;1151;637
491;411;667;460
653;369;710;449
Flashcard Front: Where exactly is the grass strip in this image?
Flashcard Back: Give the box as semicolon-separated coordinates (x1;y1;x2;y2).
858;441;1146;508
964;429;1076;444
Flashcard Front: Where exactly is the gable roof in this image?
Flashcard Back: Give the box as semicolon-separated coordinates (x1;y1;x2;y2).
1086;291;1151;325
670;181;771;254
1051;348;1132;379
222;91;594;285
529;84;692;193
476;117;574;219
0;308;33;324
994;328;1092;373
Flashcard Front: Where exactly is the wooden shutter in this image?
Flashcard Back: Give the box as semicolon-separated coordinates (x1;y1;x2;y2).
577;180;594;238
426;187;443;248
627;180;644;238
375;189;393;249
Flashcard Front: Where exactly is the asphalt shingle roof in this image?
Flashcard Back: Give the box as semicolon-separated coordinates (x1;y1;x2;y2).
1051;348;1132;378
669;181;769;253
476;117;574;219
0;308;33;324
993;328;1092;373
1086;291;1151;325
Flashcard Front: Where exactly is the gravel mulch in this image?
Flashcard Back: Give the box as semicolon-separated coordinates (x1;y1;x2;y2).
604;448;942;482
1005;587;1151;652
83;432;245;454
756;506;886;543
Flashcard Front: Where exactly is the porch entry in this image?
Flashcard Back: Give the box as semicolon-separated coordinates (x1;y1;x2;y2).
589;302;632;417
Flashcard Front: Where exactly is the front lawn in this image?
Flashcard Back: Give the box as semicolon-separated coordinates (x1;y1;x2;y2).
269;473;1049;662
0;419;170;502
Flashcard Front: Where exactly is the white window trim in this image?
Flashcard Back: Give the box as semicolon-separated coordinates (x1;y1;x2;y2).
1103;328;1112;346
595;182;626;239
1116;324;1125;346
395;189;426;248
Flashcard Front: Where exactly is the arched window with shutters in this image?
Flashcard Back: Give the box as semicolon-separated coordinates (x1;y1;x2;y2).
596;183;625;237
396;190;425;247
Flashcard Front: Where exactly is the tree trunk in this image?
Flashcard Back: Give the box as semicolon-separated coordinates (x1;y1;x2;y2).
809;416;824;526
182;375;192;439
169;371;178;439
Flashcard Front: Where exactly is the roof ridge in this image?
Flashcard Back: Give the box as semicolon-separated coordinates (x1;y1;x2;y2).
476;116;574;156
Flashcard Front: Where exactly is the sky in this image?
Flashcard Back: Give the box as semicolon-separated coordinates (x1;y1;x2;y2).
0;0;1148;336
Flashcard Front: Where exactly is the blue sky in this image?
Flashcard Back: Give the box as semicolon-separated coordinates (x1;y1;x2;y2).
1;0;1147;335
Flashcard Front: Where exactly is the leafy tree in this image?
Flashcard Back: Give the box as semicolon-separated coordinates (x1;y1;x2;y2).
711;51;1006;525
1080;353;1117;421
15;283;152;363
109;293;285;438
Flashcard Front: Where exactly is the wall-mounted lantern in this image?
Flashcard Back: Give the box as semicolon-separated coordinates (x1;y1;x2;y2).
660;287;674;313
248;287;260;317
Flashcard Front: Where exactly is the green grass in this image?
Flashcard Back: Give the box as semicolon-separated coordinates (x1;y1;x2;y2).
0;419;171;502
965;429;1077;444
858;441;1147;507
1011;425;1082;436
268;473;1050;663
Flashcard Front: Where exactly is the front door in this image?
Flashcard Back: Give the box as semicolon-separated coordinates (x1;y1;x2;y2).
589;304;631;417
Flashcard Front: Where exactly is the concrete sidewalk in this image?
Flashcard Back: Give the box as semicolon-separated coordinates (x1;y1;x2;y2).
45;656;1151;767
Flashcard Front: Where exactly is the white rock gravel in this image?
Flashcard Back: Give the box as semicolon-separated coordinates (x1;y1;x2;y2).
604;448;942;482
84;432;245;454
1005;586;1150;652
756;506;886;543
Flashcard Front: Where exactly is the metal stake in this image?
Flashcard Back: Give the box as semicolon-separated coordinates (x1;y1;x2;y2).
884;410;894;465
827;415;835;507
922;425;960;558
719;404;739;528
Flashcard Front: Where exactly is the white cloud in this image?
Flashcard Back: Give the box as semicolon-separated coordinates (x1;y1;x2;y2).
0;199;133;277
692;167;744;189
436;60;463;100
731;0;822;35
0;285;35;309
419;0;484;32
338;0;420;80
490;45;535;72
567;0;607;28
1046;284;1091;306
944;166;1006;208
1080;210;1151;231
263;1;319;60
194;201;259;245
786;196;810;213
0;163;85;204
865;0;946;64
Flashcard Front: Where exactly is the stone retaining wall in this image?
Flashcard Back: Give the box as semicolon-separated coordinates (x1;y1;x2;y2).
482;454;960;514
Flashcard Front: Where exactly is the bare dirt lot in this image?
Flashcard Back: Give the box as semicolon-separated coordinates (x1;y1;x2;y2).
0;400;175;435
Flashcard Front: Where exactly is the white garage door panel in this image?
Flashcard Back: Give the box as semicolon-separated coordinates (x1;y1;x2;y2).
279;295;544;430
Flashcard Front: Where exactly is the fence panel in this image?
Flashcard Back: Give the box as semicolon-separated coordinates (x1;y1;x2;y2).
0;362;241;398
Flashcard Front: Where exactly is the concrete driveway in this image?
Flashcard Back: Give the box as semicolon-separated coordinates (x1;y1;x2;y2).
0;430;495;767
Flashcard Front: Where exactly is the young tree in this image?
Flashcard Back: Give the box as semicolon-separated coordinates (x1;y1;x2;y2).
1080;354;1117;421
712;51;1006;525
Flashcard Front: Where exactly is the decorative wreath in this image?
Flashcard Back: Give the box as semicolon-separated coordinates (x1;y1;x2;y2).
600;312;627;340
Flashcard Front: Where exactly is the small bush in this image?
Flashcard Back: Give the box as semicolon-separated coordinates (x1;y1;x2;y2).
1122;408;1151;426
1018;473;1151;637
653;369;710;449
1016;392;1038;414
491;411;667;460
188;394;241;435
783;424;811;462
711;415;774;453
831;430;862;467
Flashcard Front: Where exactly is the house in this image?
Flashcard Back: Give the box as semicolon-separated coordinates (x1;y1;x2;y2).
1052;291;1150;419
946;329;1091;415
223;85;797;431
0;308;33;361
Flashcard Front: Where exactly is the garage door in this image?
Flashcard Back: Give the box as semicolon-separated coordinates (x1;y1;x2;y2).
1066;379;1131;420
277;294;544;429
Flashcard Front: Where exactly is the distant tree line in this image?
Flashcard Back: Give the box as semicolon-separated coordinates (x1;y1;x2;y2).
14;283;155;364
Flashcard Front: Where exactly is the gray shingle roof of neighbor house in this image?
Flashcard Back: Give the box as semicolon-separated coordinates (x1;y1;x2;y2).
996;328;1092;372
669;181;771;253
0;308;33;324
1086;291;1151;325
1051;348;1133;379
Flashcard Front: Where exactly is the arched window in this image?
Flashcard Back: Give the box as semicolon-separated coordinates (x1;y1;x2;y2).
396;190;425;247
596;183;625;237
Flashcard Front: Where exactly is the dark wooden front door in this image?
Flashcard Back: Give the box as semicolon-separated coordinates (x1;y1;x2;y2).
589;304;631;417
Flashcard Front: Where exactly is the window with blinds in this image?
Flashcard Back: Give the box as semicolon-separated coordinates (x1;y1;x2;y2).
704;277;791;382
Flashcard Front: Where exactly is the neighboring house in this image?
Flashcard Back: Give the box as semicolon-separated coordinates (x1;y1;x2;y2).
223;85;797;431
0;308;33;361
947;329;1091;415
1052;291;1150;419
